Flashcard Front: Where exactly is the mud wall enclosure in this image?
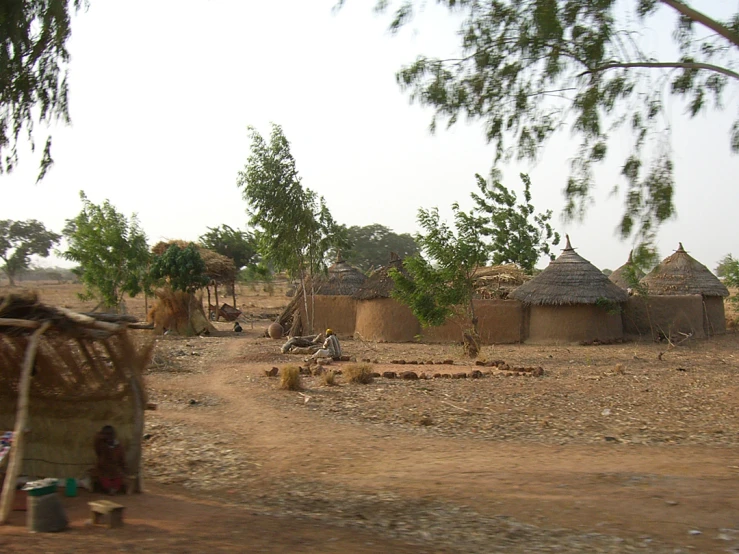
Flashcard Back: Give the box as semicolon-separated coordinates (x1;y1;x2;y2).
703;296;726;335
622;295;706;339
354;298;421;342
525;304;623;344
422;300;524;344
300;295;357;336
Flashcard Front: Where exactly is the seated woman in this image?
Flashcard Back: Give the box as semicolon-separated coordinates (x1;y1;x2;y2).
93;425;127;495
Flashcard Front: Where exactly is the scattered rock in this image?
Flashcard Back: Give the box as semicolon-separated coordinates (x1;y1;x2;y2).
265;367;279;377
382;371;397;379
469;370;483;379
401;371;419;380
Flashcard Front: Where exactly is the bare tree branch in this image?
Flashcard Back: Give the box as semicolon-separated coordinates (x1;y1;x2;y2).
580;61;739;80
659;0;739;49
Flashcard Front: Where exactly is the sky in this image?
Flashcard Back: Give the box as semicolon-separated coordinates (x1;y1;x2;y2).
1;0;737;272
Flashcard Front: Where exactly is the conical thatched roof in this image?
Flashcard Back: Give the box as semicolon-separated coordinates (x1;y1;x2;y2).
152;240;236;285
609;251;645;290
511;236;628;305
313;253;367;296
640;243;729;297
353;252;405;300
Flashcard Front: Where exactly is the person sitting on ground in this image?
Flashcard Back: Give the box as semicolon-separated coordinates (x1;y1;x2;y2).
233;321;242;333
93;425;127;495
309;328;342;361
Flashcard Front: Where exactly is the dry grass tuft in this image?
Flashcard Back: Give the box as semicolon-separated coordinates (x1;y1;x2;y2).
279;365;302;391
322;370;337;387
344;363;374;384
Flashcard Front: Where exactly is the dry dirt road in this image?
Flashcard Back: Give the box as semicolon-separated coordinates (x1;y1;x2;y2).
3;326;739;553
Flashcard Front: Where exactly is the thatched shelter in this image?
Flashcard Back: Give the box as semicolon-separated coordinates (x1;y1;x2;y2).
511;236;628;343
152;240;237;322
473;264;531;299
609;251;645;291
639;243;729;335
0;294;151;522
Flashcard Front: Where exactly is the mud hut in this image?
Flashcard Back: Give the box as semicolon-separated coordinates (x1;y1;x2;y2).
511;236;628;343
609;251;645;291
0;294;151;522
353;253;421;342
298;254;368;336
639;243;729;335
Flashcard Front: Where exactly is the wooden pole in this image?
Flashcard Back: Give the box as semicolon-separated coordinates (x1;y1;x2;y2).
214;284;220;322
0;321;50;524
232;280;236;313
206;285;211;319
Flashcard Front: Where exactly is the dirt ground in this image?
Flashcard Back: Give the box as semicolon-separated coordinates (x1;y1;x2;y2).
2;282;739;553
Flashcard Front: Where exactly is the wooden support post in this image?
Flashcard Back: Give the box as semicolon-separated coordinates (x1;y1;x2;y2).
0;322;50;524
214;284;219;322
206;285;211;319
232;280;237;314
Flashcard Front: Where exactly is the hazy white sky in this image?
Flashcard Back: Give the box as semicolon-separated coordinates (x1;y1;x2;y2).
1;0;737;272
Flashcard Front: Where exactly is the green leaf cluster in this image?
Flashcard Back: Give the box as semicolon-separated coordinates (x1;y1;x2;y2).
62;191;150;310
0;219;60;285
0;0;87;180
339;224;418;272
350;0;738;252
199;224;258;270
236;124;349;280
716;253;739;303
149;243;210;294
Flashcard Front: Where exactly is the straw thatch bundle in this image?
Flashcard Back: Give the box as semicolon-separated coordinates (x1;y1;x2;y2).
609;251;645;290
473;264;531;299
511;236;628;305
0;293;151;515
640;243;729;297
147;288;215;336
152;240;236;285
353;253;405;300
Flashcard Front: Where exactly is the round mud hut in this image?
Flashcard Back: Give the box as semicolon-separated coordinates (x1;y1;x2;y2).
511;236;628;344
639;243;729;335
298;254;367;336
353;253;421;342
609;251;645;291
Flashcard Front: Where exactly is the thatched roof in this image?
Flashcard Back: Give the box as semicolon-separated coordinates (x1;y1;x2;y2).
640;243;729;297
152;240;236;285
511;236;628;305
353;252;405;300
473;264;531;299
609;251;645;290
0;293;151;478
314;254;367;296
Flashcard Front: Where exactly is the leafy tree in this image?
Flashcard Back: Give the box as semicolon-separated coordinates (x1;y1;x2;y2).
471;173;560;272
199;225;258;270
340;224;418;272
716;253;739;303
1;0;87;180
0;219;60;285
62;191;150;310
341;0;739;249
148;243;210;293
236;123;349;329
389;204;487;352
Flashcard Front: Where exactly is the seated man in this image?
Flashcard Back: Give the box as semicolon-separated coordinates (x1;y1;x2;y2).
93;425;127;495
310;328;342;361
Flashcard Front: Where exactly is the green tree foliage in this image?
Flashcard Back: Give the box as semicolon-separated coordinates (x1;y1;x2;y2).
199;224;258;270
341;224;418;272
1;0;87;180
471;173;559;272
342;0;739;248
236;123;349;280
716;253;739;303
389;204;487;337
149;243;210;293
62;191;150;310
0;219;60;285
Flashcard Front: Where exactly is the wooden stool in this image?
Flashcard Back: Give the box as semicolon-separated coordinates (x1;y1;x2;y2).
89;500;125;528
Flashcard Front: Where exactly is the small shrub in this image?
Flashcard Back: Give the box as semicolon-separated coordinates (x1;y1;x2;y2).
344;364;374;384
322;370;337;386
279;365;302;391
